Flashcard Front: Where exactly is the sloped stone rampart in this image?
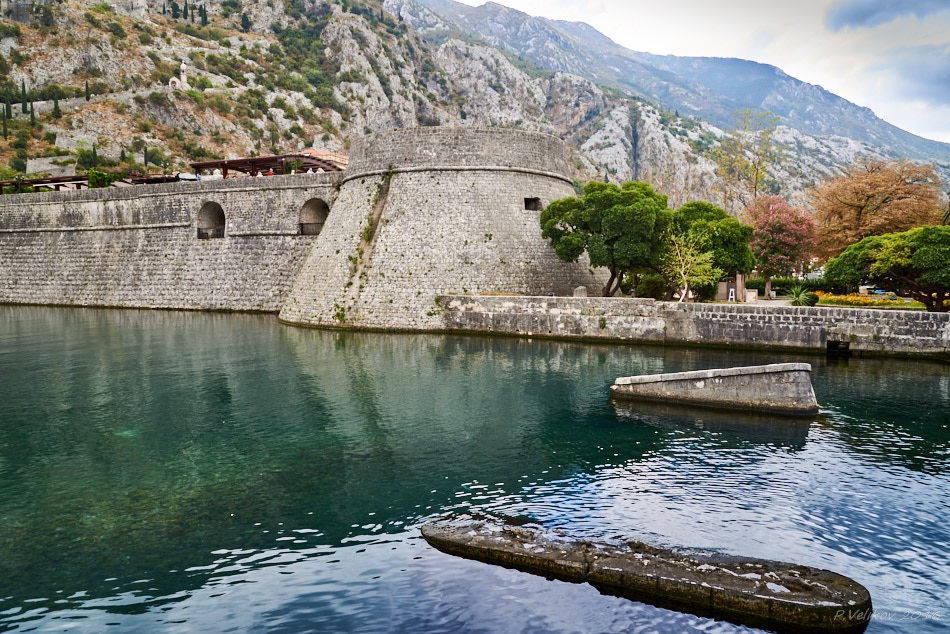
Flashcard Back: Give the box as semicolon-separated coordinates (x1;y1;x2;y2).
279;128;606;329
441;296;950;359
611;364;820;416
0;174;339;311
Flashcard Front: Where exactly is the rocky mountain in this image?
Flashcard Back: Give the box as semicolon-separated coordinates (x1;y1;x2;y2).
414;0;950;166
1;0;946;212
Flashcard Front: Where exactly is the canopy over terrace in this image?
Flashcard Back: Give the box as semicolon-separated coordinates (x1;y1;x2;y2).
189;151;346;178
0;173;178;194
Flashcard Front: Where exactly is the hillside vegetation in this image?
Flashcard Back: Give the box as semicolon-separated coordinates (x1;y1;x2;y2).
0;0;946;211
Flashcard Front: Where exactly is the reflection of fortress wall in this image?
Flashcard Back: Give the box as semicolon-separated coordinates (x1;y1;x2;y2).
279;128;605;329
0;175;338;311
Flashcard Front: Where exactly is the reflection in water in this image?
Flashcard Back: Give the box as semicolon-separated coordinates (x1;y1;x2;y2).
0;306;948;633
612;399;813;449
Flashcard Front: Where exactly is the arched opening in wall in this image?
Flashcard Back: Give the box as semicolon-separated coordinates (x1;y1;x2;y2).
197;202;226;239
299;198;330;235
524;197;542;211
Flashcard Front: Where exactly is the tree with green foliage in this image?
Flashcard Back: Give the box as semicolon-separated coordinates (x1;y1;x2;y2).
714;108;780;214
28;101;34;126
2;111;6;140
664;200;754;300
240;12;252;32
662;231;723;302
745;195;815;298
86;168;126;189
671;200;755;276
20;80;27;114
84;80;90;101
825;226;950;312
540;180;670;297
171;1;180;19
200;5;208;25
51;97;61;119
4;96;11;120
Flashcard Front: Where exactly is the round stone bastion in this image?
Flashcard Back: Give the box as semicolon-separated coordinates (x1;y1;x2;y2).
279;127;605;331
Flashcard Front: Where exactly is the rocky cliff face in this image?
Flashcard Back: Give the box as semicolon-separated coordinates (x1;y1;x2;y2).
2;0;945;212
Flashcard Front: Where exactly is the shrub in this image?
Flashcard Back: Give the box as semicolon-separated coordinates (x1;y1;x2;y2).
106;21;127;39
635;273;668;300
789;286;819;307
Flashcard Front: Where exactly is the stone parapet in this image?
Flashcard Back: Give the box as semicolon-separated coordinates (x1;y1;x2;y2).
346;127;572;177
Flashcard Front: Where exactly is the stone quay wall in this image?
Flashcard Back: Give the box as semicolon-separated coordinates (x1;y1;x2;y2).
440;296;950;359
0;173;340;312
279;128;606;330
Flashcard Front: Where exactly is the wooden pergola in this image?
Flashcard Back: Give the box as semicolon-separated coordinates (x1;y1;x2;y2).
0;173;181;194
189;153;344;178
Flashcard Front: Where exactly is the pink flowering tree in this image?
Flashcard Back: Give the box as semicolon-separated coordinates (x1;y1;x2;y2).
745;196;816;298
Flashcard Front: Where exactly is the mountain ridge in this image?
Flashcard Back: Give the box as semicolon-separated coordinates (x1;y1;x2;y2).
415;0;950;164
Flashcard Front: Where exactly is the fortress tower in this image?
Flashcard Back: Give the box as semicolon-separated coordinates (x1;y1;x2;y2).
279;127;605;330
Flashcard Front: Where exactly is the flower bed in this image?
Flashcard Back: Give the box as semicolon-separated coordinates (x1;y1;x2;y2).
814;291;925;310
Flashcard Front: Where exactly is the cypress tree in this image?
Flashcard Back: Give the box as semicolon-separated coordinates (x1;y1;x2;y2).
84;80;90;101
91;144;98;167
2;111;7;140
29;101;34;126
120;148;126;162
200;5;207;26
20;80;27;114
144;147;148;167
52;97;61;119
162;2;166;14
5;96;11;120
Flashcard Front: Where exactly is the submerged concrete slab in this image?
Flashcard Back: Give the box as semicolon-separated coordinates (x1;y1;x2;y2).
610;363;819;416
422;514;872;633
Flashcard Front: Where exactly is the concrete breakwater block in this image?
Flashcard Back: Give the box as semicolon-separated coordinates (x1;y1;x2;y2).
610;363;819;416
421;515;872;633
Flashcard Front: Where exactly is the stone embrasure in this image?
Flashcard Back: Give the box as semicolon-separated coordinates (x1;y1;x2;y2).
422;514;872;634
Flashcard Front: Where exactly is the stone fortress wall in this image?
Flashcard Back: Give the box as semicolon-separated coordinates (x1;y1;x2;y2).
0;174;339;311
440;296;950;359
278;127;606;329
1;126;946;359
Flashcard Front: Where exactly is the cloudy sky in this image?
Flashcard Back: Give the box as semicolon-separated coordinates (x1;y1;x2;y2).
453;0;950;144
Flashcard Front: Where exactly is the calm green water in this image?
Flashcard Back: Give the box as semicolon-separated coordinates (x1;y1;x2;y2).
0;306;948;633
